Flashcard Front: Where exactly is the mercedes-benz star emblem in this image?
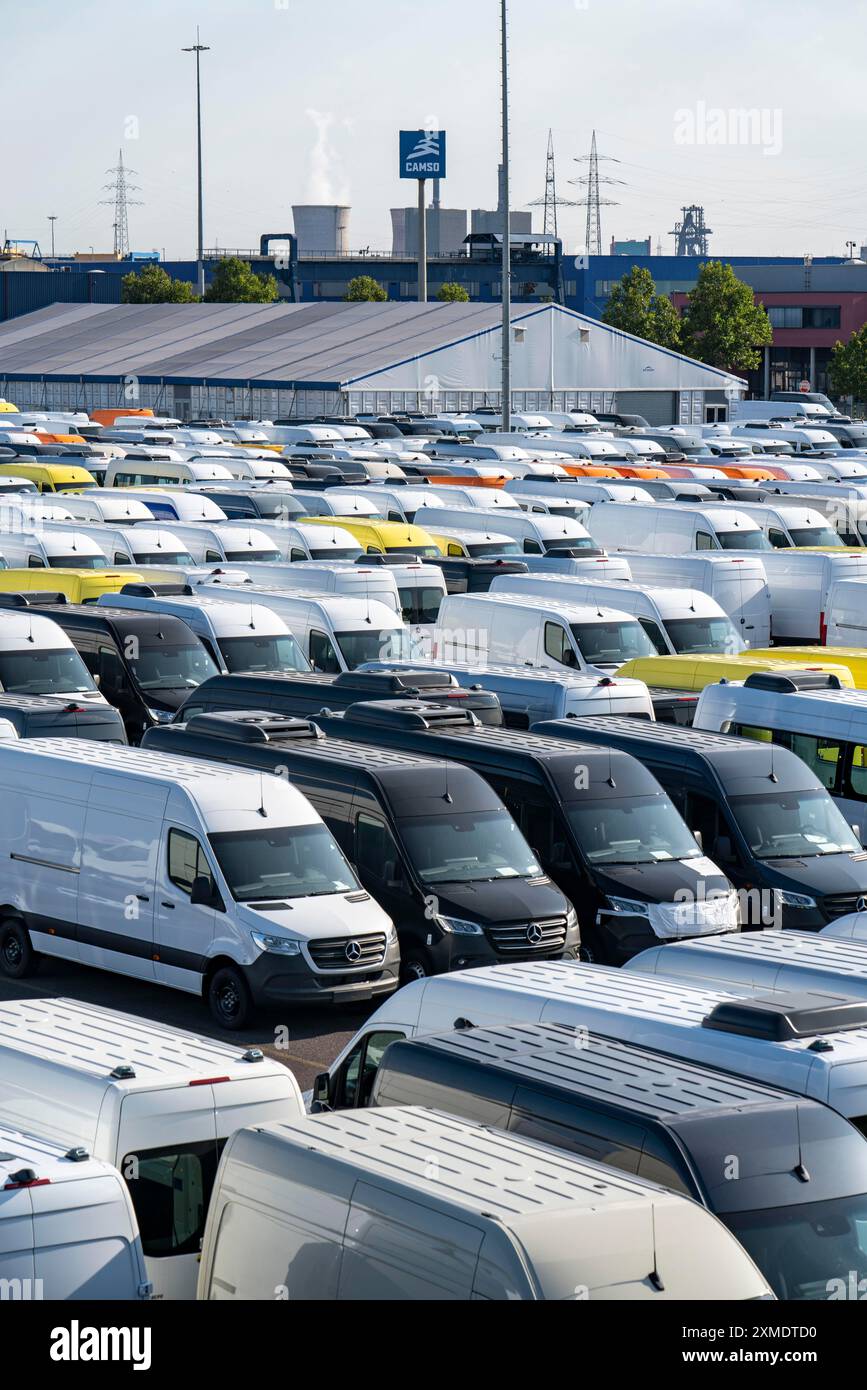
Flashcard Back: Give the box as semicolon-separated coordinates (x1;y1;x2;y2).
858;898;867;915
345;940;362;963
526;923;543;946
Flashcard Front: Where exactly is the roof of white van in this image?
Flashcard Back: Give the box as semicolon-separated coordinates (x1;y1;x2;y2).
445;591;640;624
0;1124;119;1183
217;589;404;625
251;1106;686;1219
0;997;289;1088
0;611;77;650
629;930;867;991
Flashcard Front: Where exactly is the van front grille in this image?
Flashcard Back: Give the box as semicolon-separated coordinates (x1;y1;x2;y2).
487;918;568;958
823;893;865;921
308;933;387;971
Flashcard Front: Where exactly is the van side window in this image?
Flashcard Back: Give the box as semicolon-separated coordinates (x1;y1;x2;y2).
290;548;307;563
168;829;214;895
121;1139;221;1259
309;630;341;674
508;1091;644;1174
768;528;790;549
544;622;573;667
695;531;715;550
732;726;842;794
28;555;47;568
636;1134;694;1197
847;746;867;801
638;617;669;655
523;541;543;555
114;552;132;565
335;1030;406;1109
356;815;405;887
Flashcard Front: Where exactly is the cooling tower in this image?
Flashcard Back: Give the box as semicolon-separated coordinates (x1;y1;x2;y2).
292;205;351;255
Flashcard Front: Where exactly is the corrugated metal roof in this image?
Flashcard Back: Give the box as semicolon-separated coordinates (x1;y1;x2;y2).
0;301;743;390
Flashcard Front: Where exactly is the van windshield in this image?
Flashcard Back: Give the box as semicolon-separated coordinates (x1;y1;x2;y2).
789;527;843;548
567;793;702;865
543;536;596;553
132;550;195;566
724;1193;867;1302
570;620;657;665
716;530;772;551
310;547;362;561
48;553;108;569
666;616;746;655
218;634;309;674
209;822;357;901
730;788;862;859
224;549;283;563
0;648;97;695
398;808;541;884
336;628;414;668
399;586;445;625
128;643;219;691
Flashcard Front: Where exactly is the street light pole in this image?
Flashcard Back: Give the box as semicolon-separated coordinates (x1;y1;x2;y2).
182;28;210;297
500;0;511;432
47;215;57;259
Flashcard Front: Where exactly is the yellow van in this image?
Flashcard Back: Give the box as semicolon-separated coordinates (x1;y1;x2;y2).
749;647;867;691
618;653;857;692
303;516;444;558
0;462;98;493
0;569;146;604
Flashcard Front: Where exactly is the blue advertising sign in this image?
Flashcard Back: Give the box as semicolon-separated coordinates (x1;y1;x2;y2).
400;130;447;180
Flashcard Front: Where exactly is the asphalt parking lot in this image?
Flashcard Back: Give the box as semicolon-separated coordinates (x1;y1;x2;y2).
0;961;373;1091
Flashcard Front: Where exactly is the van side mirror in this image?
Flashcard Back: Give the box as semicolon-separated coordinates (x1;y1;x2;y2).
191;875;222;911
311;1071;333;1113
714;835;735;864
693;830;703;852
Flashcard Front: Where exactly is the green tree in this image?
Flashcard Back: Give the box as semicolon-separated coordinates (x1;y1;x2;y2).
203;256;279;303
436;282;470;303
344;275;388;302
602;265;682;350
828;328;867;408
121;264;197;304
681;261;772;373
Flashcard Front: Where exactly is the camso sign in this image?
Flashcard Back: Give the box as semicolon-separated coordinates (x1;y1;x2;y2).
400;130;447;180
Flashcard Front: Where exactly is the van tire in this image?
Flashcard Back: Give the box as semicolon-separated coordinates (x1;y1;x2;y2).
0;920;38;979
207;965;252;1031
400;951;431;984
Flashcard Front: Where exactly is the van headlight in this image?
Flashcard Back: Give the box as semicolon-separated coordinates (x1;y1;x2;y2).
607;897;649;917
565;907;579;930
147;708;174;724
438;916;484;936
386;922;398;945
777;891;817;910
251;931;302;955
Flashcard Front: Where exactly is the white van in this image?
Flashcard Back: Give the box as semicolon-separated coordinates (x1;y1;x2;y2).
489;573;745;656
726;502;844;549
151;523;283;566
241;521;363;563
588;503;769;555
505;478;655;508
98;489;229;523
828;577;867;645
433;592;658;675
0;1123;150;1302
0;528;110;570
360;658;656;725
627;930;867;1002
197;1106;772;1302
203;560;402;612
60;493;157;525
98;591;310;675
350;486;452;523
415;505;594;555
320;961;867;1128
625;553;772;647
41;521;196;570
412;485;521;513
0;997;304;1300
0;741;398;1023
106;459;235;487
200;589;413;671
0;611;107;702
192;454;291;483
694;672;867;842
759;549;867;642
294;490;385;520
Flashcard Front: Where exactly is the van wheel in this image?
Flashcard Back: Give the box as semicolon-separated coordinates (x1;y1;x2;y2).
207;966;252;1031
400;953;431;984
0;920;38;979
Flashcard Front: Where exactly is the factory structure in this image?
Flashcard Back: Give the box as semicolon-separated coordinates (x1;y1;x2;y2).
0;300;743;425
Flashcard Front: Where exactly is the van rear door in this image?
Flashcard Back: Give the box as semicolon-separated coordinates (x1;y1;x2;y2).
31;1172;147;1300
716;561;771;645
116;1084;218;1302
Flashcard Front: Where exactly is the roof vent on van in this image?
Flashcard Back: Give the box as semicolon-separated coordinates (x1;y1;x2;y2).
64;1146;90;1163
109;1064;137;1080
743;671;846;694
0;592;67;609
185;712;324;744
4;1168;43;1190
342;699;481;732
703;994;867;1042
242;1048;264;1063
454;1017;475;1031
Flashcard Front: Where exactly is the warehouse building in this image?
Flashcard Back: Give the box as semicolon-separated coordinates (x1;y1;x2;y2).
0;300;743;424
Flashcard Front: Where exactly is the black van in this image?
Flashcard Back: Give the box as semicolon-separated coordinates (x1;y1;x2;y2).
533;715;867;930
191;488;310;522
143;710;577;979
433;557;530;595
175;669;503;726
0;692;126;742
361;1022;867;1302
14;602;220;742
310;700;736;963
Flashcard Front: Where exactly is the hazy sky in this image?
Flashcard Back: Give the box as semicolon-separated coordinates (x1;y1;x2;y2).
4;0;865;260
